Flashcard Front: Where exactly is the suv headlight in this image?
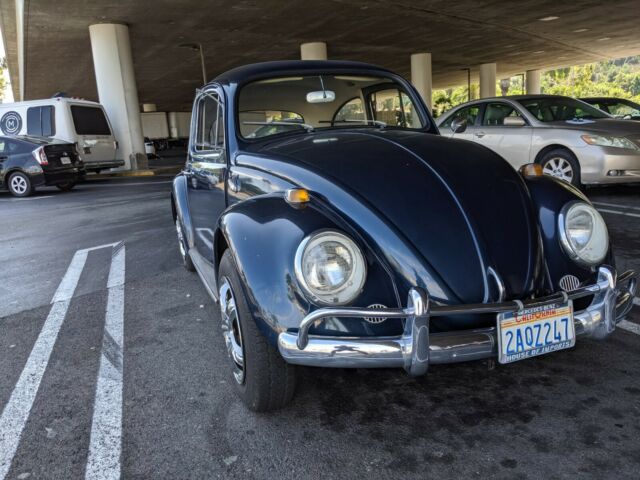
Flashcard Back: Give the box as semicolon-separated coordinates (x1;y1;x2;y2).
295;230;367;305
581;134;639;151
559;202;609;266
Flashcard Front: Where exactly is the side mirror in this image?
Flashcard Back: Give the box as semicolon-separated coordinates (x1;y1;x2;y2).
503;116;526;126
450;118;467;134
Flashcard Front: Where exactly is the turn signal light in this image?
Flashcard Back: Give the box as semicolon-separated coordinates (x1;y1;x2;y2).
285;188;310;206
519;163;543;177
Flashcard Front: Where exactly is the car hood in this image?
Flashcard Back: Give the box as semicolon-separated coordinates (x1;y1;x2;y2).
542;118;640;136
249;129;544;304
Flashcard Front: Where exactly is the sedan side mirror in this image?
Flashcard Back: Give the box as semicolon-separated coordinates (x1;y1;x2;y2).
450;118;467;134
503;116;526;126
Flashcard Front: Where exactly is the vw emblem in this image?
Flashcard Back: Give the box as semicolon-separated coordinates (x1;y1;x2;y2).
0;111;22;135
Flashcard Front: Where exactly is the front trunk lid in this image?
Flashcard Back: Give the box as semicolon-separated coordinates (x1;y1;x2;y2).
255;130;544;304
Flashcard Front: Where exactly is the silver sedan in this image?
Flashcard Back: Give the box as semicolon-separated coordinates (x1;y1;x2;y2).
436;95;640;186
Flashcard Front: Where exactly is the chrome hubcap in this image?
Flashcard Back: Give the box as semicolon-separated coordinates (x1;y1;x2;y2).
219;278;245;384
175;219;187;259
10;176;27;194
543;157;574;183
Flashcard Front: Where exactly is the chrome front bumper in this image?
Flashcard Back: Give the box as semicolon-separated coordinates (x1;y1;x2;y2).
278;266;637;376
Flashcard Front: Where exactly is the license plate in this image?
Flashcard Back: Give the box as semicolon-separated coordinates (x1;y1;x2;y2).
60;156;71;164
497;301;575;364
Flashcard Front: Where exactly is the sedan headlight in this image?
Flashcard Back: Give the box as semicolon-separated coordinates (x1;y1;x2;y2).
295;231;367;305
559;202;609;266
581;134;639;151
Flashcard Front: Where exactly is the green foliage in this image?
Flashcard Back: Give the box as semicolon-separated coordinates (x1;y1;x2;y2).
431;56;640;117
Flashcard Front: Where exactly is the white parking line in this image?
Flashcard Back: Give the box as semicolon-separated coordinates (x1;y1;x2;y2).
596;208;640;219
85;242;125;480
0;195;55;202
619;320;640;335
592;201;640;212
0;248;89;479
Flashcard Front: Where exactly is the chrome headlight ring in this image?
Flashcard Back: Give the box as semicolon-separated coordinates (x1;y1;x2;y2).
558;201;609;267
294;230;367;306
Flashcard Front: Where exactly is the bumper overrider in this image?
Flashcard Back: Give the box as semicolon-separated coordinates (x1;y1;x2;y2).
278;266;637;376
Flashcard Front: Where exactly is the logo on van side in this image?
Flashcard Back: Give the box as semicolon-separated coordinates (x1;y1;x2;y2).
0;111;22;135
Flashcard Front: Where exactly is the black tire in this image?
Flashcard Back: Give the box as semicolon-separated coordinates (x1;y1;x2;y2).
7;172;34;197
56;182;76;191
539;148;582;188
175;217;195;272
218;249;296;412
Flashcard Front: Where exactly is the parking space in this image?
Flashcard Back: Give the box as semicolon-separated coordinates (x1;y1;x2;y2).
1;178;639;479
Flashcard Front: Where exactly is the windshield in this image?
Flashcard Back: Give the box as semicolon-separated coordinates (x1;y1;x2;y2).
518;97;610;122
237;74;425;139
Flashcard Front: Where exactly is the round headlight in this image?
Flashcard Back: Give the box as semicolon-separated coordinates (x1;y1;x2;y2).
295;231;367;305
559;202;609;266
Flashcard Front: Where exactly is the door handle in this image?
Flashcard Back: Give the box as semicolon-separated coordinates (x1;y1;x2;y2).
475;131;485;138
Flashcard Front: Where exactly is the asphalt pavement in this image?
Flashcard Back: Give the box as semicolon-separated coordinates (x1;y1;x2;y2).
0;178;639;479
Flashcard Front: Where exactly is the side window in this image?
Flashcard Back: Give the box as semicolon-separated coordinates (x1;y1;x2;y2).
441;106;480;128
333;97;365;123
482;103;524;126
369;89;423;128
26;106;55;137
607;102;640;118
193;93;225;163
0;140;5;154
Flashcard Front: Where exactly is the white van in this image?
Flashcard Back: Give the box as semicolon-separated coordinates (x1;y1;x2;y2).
0;97;122;172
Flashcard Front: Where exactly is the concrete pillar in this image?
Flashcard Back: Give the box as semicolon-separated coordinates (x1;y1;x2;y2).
142;103;157;112
300;42;327;60
89;23;147;171
526;69;541;94
479;63;497;98
410;53;432;111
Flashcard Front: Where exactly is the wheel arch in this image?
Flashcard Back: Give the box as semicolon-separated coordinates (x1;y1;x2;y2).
533;144;579;165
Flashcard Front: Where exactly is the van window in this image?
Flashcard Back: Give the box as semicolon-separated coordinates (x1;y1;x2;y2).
27;106;55;137
71;106;111;135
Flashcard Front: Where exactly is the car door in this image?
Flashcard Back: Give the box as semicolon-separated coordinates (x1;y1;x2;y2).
473;101;533;169
439;104;480;141
185;89;228;268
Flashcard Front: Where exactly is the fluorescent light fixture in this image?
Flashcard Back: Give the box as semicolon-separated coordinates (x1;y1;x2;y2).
573;28;589;32
533;50;545;54
598;37;611;41
538;16;559;21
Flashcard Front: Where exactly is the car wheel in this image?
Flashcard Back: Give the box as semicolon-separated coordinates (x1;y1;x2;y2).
539;149;581;187
56;182;76;191
175;217;195;272
8;172;34;197
218;250;297;412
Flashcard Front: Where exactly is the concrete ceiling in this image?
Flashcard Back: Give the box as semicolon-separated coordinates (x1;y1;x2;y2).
2;0;640;111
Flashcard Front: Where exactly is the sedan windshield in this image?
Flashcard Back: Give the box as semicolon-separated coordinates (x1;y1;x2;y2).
237;74;425;139
518;97;609;122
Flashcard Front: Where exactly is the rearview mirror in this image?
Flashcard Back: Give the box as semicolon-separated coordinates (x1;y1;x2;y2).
306;90;336;104
450;118;467;134
503;116;526;126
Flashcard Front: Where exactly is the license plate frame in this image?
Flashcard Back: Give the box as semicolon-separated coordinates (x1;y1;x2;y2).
60;156;71;165
497;300;575;364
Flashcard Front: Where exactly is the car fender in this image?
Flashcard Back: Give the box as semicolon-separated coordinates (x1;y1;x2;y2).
524;175;614;290
171;173;194;249
216;193;401;346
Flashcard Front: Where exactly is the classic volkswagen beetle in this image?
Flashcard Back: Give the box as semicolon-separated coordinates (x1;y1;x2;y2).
171;60;637;412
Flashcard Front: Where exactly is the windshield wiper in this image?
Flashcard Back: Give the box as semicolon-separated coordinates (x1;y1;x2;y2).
242;121;315;132
331;119;387;129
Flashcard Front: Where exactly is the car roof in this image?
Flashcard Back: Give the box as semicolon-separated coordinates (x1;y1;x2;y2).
0;135;70;145
211;60;396;86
